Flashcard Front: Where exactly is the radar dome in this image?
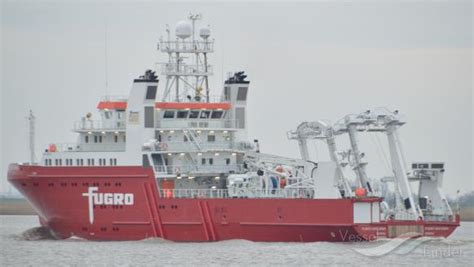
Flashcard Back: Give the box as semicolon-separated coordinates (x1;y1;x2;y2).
175;20;192;39
199;26;211;39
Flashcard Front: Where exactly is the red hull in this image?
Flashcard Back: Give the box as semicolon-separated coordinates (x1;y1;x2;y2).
8;164;460;242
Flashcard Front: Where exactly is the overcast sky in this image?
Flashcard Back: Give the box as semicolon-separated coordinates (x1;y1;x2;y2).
1;0;472;196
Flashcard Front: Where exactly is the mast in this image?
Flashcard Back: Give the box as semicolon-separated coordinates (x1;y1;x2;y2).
159;14;213;102
28;110;36;164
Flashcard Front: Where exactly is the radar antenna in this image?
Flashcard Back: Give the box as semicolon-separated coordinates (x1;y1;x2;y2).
158;14;214;102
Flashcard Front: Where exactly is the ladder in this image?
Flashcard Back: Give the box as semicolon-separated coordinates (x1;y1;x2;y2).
183;129;202;151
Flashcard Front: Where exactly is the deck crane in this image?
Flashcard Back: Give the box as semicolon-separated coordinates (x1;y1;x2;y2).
333;108;423;219
287;120;353;197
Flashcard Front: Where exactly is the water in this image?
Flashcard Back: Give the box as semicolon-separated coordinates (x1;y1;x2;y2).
0;215;473;266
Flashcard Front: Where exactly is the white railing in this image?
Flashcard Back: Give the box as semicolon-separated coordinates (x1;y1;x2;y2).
159;40;214;53
157;188;315;199
74;120;126;131
154;164;244;175
160;63;213;76
46;143;125;152
145;141;253;152
156;119;242;129
159;189;228;199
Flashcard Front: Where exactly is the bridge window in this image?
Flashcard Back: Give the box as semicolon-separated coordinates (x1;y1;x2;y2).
163;111;175;119
211;111;223;119
209;158;214;165
177;111;189;118
94;135;98;143
85;135;89;143
99;136;103;143
200;111;211;119
201;158;206;165
114;135;118;143
226;158;231;165
189;110;200;119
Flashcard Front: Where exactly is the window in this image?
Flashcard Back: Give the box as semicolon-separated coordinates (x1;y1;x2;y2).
177;111;189;118
104;111;111;119
163;110;175;119
114;135;118;143
184;135;188;142
76;159;80;166
235;107;245;128
237;87;248;101
110;158;113;165
117;112;123;119
123;135;126;142
208;135;216;142
80;159;84;166
142;154;150;167
224;87;231;101
99;136;103;143
59;159;62;166
189;110;200;119
211;111;223;119
226;158;231;165
144;106;155;128
85;135;89;143
201;158;206;165
90;159;95;166
94;135;98;143
200;111;211;119
209;158;214;165
145;86;157;100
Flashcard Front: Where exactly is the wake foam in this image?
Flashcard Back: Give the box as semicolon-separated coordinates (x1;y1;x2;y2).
18;227;57;241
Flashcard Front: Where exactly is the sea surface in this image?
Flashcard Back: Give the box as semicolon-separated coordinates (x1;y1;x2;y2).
0;215;473;266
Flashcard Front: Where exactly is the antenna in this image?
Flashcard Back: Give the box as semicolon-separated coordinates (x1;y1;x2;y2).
104;22;109;97
27;110;36;164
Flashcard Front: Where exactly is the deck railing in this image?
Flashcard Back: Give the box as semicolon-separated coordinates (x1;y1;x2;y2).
46;143;126;152
157;188;315;199
74;120;126;131
154;164;244;175
155;119;242;129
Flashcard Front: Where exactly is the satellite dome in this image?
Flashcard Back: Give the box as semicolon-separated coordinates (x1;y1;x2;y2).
175;20;192;39
199;26;211;39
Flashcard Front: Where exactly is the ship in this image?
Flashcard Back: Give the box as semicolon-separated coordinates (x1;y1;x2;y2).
8;14;459;242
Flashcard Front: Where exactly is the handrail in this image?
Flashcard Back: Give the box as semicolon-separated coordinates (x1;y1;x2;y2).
74;120;126;131
145;141;253;152
156;119;242;129
157;188;315;199
45;142;125;152
154;164;244;174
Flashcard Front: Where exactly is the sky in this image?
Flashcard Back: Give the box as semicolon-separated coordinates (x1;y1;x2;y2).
1;0;473;196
